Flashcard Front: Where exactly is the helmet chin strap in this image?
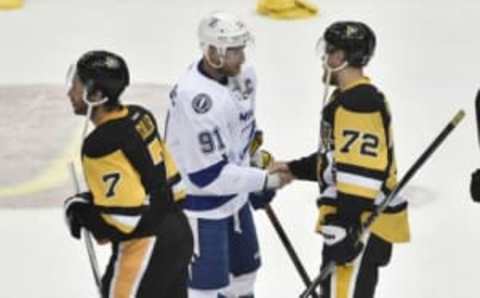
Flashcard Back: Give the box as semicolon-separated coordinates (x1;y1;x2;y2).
80;89;108;139
321;54;348;107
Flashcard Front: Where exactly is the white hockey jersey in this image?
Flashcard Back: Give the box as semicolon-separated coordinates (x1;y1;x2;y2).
165;59;267;219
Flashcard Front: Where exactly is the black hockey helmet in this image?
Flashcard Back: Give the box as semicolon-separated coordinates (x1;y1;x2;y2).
324;21;376;67
76;50;130;105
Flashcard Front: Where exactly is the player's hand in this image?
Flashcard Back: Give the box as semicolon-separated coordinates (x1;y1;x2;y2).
268;161;295;181
471;169;480;202
321;214;364;265
264;171;293;190
64;192;92;239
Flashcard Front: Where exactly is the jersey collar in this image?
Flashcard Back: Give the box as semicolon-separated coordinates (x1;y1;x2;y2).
340;76;371;92
96;106;128;126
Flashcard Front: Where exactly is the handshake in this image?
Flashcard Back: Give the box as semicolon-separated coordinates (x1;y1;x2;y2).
265;160;296;190
248;131;295;209
251;148;295;191
248;147;295;209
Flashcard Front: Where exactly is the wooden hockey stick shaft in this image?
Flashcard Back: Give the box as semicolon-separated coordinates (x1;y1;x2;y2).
69;162;102;295
264;205;319;298
300;109;465;298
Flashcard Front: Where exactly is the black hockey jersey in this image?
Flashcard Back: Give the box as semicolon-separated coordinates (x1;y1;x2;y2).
80;105;186;242
290;78;409;243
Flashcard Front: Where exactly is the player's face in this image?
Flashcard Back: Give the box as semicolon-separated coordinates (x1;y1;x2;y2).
67;75;88;115
222;46;246;76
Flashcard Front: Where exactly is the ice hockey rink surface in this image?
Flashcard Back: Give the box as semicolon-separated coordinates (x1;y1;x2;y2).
0;0;479;297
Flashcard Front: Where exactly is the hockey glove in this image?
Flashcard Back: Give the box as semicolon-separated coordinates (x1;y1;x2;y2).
321;214;364;265
251;149;274;169
249;130;264;157
471;169;480;202
249;190;276;209
64;192;93;239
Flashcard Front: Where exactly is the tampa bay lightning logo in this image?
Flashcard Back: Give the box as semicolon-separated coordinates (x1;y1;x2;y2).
192;93;213;114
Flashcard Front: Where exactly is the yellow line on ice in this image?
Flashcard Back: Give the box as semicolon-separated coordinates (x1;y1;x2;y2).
0;125;83;198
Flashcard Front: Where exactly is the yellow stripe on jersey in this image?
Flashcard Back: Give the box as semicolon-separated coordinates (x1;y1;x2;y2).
101;214;142;234
83;149;146;208
337;182;378;200
362;209;410;243
135;113;155;140
160;141;186;202
111;237;155;297
147;137;164;166
334;107;388;172
315;205;337;232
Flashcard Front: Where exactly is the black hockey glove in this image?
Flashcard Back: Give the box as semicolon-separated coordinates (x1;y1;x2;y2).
321;214;364;265
248;190;276;209
470;169;480;202
64;192;93;239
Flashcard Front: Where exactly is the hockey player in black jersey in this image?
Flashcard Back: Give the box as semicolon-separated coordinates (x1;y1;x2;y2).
271;22;410;298
63;50;193;298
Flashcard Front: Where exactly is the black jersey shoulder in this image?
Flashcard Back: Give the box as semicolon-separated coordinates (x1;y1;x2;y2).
337;84;387;113
82;105;156;158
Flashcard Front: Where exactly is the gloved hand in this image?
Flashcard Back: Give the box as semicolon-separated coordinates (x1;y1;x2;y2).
321;214;364;265
249;130;264;157
471;169;480;202
64;192;93;239
249;190;276;209
251;149;274;169
249;130;273;169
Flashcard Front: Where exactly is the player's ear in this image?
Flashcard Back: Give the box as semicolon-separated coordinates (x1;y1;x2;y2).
207;46;222;65
330;49;347;66
87;90;105;103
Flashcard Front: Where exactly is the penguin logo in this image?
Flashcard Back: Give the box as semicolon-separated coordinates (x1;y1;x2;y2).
192;93;213;114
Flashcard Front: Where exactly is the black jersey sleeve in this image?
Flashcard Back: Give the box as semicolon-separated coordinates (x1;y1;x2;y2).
288;152;318;181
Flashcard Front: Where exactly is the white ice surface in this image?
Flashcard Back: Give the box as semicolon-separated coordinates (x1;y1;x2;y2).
1;1;480;297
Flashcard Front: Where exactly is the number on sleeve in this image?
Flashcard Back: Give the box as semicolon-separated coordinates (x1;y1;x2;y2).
198;127;226;154
102;173;121;198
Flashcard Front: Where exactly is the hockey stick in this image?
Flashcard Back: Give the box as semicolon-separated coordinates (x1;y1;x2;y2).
69;162;102;294
66;86;107;295
300;109;466;298
264;205;319;298
475;90;480;145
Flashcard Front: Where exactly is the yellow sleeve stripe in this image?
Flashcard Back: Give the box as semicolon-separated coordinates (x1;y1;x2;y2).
147;138;164;166
101;214;141;234
174;189;187;201
172;179;187;201
161;142;181;180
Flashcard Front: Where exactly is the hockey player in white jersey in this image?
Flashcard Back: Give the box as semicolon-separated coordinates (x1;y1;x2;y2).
165;11;291;298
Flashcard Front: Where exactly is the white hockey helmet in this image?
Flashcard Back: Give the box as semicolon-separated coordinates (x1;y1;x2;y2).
198;11;253;56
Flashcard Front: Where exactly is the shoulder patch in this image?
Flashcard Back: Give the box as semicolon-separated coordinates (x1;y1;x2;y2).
192;93;213;114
